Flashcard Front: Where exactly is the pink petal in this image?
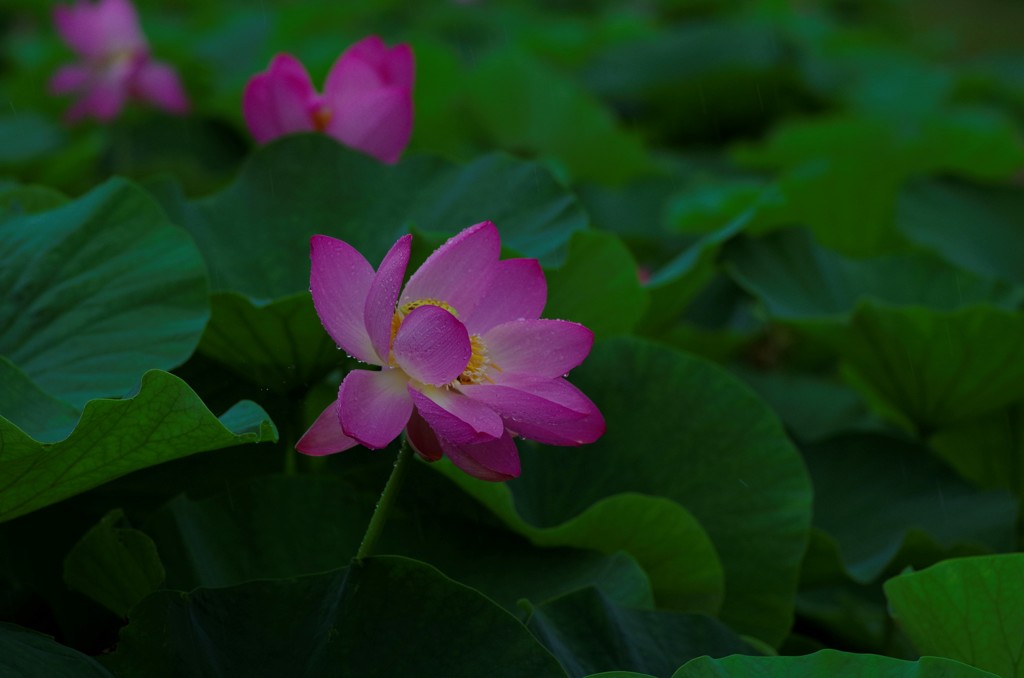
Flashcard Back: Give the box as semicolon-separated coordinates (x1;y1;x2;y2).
338;368;412;449
54;0;146;60
295;398;359;456
462;377;605;446
326;36;415;93
392;305;471;385
364;234;412;364
243;54;317;144
67;77;127;121
242;72;280;143
381;43;415;90
50;64;91;94
268;54;318;131
483;319;594;379
94;0;146;53
54;5;90;58
310;235;378;365
325;85;412;164
408;384;504;445
405;408;442;461
400;222;500;318
324;38;388;99
442;431;521;482
133;60;188;114
462;258;547;334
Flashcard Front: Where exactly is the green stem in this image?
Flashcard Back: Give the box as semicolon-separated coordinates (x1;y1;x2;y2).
355;437;413;560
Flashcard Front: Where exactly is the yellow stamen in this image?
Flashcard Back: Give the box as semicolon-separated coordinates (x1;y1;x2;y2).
312;106;333;132
457;334;498;385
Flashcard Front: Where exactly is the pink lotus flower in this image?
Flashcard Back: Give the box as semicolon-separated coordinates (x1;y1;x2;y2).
296;222;605;481
50;0;189;121
242;36;414;164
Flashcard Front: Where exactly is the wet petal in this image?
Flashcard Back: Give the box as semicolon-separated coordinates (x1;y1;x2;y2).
400;221;500;317
462;258;547;334
392;305;471;385
338;368;412;449
462;377;605;445
409;384;504;444
310;235;378;364
442;431;520;482
364;234;411;364
483;319;593;378
295;398;359;456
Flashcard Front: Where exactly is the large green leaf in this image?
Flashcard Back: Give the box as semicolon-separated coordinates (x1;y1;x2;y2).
151;136;588;302
885;554;1024;678
930;401;1024;496
507;337;812;646
734;368;877;443
436;460;724;614
544;231;650;339
0;356;79;443
466;50;653;184
828;303;1024;430
63;509;164;617
674;650;997;677
724;228;1019;321
107;556;566;677
0;622;114;678
0;113;65;166
725;231;1024;429
526;587;752;678
145;471;653;613
0;183;68;216
196;292;339;393
581;21;806;144
804;434;1017;582
0;370;277;523
0;178;209;410
638;212;751;336
575;177;693;268
733;112;1024;255
898;178;1024;286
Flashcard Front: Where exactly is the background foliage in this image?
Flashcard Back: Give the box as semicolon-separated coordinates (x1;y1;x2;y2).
2;0;1024;675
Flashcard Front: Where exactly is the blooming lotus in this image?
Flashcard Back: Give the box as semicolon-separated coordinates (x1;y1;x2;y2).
50;0;189;121
297;222;605;481
243;36;413;164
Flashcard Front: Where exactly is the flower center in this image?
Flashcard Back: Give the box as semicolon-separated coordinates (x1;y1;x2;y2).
312;106;333;132
389;299;499;385
391;298;458;340
457;334;498;385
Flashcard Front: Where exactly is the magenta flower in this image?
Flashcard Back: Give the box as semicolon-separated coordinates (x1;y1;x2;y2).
296;222;605;481
242;36;414;164
50;0;189;121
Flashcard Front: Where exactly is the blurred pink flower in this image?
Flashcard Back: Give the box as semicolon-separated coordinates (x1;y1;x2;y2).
243;36;414;164
50;0;189;121
297;222;605;481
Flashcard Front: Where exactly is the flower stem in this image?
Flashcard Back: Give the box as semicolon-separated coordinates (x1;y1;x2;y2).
355;437;413;560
